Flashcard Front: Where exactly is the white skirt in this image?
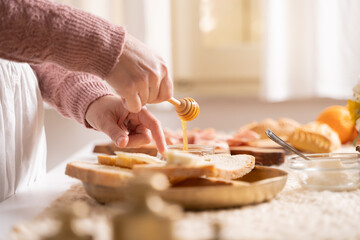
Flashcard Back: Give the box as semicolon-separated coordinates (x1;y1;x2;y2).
0;59;46;201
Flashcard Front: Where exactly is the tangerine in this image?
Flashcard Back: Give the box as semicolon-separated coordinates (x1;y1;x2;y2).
349;127;360;144
316;105;355;144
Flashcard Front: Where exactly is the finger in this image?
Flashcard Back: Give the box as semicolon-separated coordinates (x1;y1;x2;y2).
126;126;152;147
138;109;167;154
155;72;173;103
123;94;142;113
98;118;129;147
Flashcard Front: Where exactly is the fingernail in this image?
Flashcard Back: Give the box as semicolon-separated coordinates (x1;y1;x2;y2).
116;137;125;147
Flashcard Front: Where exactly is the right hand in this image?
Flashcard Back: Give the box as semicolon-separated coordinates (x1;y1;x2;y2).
106;34;173;113
85;95;167;154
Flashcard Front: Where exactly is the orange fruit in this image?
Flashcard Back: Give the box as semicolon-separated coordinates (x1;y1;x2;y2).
350;127;360;144
316;105;355;144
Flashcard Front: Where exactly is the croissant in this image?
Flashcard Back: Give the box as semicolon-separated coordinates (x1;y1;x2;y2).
288;122;341;153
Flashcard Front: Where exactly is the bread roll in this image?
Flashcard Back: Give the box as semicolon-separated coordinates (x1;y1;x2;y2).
239;118;300;140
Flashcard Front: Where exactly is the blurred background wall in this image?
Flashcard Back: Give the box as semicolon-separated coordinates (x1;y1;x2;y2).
47;0;358;171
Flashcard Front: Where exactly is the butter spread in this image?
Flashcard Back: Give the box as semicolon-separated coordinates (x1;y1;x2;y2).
165;149;205;166
306;159;355;188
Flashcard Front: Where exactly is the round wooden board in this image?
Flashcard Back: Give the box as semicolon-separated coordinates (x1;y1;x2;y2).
82;166;288;210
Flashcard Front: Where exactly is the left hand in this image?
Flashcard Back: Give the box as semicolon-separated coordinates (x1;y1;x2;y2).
105;34;173;113
85;95;166;154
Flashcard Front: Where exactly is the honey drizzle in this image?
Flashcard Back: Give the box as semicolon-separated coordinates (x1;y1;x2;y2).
181;119;188;151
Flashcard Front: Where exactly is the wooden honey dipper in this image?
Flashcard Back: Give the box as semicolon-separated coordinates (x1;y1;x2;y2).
168;97;200;121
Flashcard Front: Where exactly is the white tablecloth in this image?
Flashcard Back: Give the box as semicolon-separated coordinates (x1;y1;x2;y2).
0;144;92;239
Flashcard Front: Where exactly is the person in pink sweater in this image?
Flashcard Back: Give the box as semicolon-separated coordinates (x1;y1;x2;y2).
0;0;172;200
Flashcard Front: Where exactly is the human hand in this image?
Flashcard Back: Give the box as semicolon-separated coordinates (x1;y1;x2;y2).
106;34;173;113
85;95;166;153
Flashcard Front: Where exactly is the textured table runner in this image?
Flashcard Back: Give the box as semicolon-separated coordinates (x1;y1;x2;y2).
10;143;360;240
11;166;360;240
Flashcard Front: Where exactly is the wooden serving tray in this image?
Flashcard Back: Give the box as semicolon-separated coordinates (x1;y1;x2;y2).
93;143;158;156
81;166;288;210
230;146;285;165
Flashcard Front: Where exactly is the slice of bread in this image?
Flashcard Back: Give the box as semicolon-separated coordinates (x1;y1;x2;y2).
65;161;134;187
206;154;255;179
98;151;165;169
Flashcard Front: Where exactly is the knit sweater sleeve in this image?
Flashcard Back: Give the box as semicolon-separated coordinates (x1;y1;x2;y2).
0;0;125;79
32;63;114;127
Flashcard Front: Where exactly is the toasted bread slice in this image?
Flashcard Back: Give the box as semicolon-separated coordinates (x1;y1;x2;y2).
65;161;134;187
98;151;165;169
206;154;255;179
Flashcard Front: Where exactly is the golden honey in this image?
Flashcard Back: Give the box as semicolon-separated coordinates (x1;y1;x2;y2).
181;119;188;151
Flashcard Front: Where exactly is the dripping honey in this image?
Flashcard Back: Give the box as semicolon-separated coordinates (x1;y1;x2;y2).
181;119;188;151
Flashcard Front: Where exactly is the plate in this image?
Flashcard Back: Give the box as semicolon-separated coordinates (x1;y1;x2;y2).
82;166;288;210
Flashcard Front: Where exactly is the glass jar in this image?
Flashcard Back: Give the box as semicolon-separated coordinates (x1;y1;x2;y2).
288;153;360;191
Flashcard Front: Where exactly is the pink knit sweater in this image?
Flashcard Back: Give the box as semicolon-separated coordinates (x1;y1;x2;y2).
0;0;126;126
